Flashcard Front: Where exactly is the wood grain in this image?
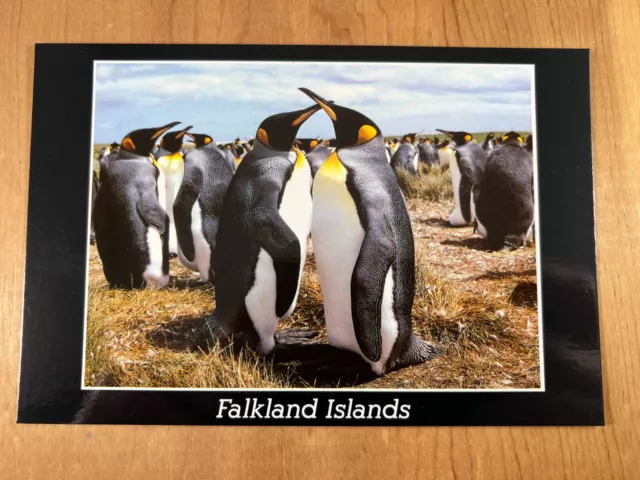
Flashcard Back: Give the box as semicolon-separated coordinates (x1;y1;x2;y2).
1;0;639;478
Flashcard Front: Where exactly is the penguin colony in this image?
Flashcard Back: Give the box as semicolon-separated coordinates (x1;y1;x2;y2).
92;89;534;376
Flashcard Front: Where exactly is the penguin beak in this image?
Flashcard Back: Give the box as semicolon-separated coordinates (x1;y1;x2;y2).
186;133;196;141
151;121;181;140
290;104;323;127
436;129;454;139
299;88;337;121
175;125;193;139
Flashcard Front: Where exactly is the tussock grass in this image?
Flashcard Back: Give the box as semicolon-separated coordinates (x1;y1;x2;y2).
86;142;539;389
84;276;294;389
395;165;453;202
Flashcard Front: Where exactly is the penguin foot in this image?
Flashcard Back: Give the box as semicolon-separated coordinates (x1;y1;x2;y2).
196;315;261;355
389;334;443;371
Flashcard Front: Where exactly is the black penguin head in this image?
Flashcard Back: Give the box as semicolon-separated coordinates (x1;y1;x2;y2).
232;144;246;157
436;129;474;148
501;131;524;146
188;133;214;148
439;139;450;149
393;138;399;144
299;88;381;149
248;139;255;147
403;133;417;144
433;137;440;145
160;125;193;153
295;138;320;153
120;122;181;157
325;138;337;148
255;104;322;151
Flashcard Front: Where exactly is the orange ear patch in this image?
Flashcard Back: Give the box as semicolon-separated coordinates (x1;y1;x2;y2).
204;137;211;145
464;134;472;142
310;140;319;149
405;136;411;142
358;125;378;145
122;137;135;152
257;128;270;146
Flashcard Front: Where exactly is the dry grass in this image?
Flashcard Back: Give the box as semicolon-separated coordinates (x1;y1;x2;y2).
85;149;539;390
396;164;453;202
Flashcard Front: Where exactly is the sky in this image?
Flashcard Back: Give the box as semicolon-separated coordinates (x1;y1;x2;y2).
93;61;533;144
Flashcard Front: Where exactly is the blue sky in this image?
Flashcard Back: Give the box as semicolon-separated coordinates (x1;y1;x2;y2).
93;62;533;144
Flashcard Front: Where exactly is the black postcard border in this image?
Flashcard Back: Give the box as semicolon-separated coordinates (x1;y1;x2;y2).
18;44;602;426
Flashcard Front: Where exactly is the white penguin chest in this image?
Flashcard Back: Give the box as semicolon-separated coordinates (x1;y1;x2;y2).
278;156;313;244
311;153;365;353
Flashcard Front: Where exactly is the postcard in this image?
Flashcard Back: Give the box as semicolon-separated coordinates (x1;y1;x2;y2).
18;45;602;425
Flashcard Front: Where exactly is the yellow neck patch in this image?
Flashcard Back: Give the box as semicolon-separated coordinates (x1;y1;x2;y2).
317;151;346;179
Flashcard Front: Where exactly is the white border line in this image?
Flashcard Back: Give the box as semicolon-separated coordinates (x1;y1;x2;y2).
82;60;543;393
80;64;98;389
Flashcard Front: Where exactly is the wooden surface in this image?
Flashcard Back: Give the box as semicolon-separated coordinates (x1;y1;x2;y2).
1;0;639;478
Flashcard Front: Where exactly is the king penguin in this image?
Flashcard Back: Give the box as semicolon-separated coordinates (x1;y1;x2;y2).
482;132;495;155
174;133;234;282
436;129;487;226
93;122;180;288
391;133;419;174
474;131;535;249
305;139;333;178
437;139;454;168
417;137;438;168
389;138;400;156
203;103;320;354
300;88;440;375
155;125;193;256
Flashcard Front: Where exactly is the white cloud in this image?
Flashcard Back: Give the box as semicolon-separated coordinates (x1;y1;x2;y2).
94;62;533;136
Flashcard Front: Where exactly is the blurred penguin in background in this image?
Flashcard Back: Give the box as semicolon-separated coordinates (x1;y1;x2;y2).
524;134;533;153
174;132;234;282
389;137;400;156
418;137;438;168
156;125;193;256
436;129;487;226
437;139;454;168
474;131;534;249
305;139;333;178
391;133;419;174
482;132;495;155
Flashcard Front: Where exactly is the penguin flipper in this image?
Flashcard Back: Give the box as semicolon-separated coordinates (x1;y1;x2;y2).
173;168;203;262
351;224;397;363
457;153;475;223
250;207;301;318
137;192;169;234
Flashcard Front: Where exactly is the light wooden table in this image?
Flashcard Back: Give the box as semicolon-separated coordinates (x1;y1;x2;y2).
1;0;638;478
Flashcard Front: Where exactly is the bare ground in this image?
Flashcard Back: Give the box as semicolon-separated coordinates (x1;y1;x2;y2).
85;166;539;390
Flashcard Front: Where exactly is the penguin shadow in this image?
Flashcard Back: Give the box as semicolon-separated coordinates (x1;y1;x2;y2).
166;276;211;290
508;281;538;308
146;315;207;352
270;329;377;387
416;217;451;228
472;269;537;281
441;236;489;251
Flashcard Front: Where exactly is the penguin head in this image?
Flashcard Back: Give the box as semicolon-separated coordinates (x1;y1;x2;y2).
325;138;337;148
299;88;381;149
160;125;193;153
247;139;255;148
393;138;399;145
436;129;474;148
187;133;214;149
232;144;246;157
403;133;417;144
255;104;322;151
295;138;319;153
120;122;181;157
501;131;524;146
487;132;495;140
433;137;440;146
439;139;450;149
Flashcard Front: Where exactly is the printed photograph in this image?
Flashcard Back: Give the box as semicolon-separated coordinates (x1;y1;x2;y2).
84;61;539;390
